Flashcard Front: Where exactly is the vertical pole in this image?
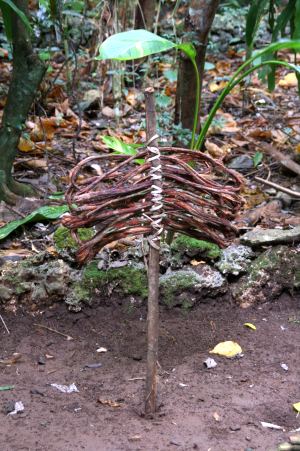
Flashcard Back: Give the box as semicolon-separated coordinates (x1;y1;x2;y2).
144;87;161;416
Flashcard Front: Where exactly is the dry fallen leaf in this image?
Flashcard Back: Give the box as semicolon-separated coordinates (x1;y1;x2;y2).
293;402;300;413
98;399;122;408
244;322;256;330
205;140;231;159
18;137;35;152
278;72;298;88
0;353;22;365
209;80;228;93
210;341;242;358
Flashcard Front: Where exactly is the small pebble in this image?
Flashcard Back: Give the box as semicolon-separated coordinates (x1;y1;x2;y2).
132;354;143;361
230;425;241;431
37;355;46;365
170;440;182;446
84;363;102;369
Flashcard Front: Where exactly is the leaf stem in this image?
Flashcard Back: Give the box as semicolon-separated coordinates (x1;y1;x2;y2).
194;59;300;150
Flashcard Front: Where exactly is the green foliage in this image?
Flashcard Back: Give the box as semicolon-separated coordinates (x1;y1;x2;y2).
101;136;144;164
0;0;32;40
171;235;221;260
97;29;200;149
98;29;300;152
53;226;94;251
82;262;148;298
97;29;177;61
245;1;300;90
0;205;69;241
253;151;264;167
245;0;269;55
195;39;300;150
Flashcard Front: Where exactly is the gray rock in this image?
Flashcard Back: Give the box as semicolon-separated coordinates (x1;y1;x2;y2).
241;226;300;246
0;284;13;302
160;266;226;308
216;245;254;276
228;155;253;170
232;245;300;307
0;255;76;308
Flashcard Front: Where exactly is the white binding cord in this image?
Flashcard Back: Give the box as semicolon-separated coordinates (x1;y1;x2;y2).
145;141;164;250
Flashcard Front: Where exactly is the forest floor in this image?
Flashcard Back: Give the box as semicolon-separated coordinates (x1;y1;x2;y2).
1;6;300;451
1;293;300;451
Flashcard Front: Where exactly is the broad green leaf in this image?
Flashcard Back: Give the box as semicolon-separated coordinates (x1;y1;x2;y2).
0;205;69;241
0;0;32;36
97;29;176;61
101;136;144;164
0;385;14;391
253;151;263;167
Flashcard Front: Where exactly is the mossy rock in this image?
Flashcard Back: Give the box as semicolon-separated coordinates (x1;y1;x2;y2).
159;267;226;308
232;245;300;307
82;262;148;299
171;235;221;260
53;226;94;251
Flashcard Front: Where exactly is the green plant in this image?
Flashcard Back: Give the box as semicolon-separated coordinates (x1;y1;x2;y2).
245;0;300;90
97;29;300;152
96;29;200;149
0;0;32;39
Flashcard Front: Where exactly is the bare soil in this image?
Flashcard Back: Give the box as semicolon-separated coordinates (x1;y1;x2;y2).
1;294;300;451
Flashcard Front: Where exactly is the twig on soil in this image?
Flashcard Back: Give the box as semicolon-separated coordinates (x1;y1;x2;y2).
34;323;74;341
254;177;300;198
0;314;10;334
4;204;26;219
258;142;300;176
128;377;145;381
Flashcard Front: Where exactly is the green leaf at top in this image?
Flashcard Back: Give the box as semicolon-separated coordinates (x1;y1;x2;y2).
97;29;176;61
0;0;32;38
0;205;69;241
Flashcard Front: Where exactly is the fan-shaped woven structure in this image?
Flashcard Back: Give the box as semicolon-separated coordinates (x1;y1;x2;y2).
63;145;243;264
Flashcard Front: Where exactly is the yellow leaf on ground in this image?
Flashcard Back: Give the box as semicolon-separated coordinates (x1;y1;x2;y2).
210;341;242;358
209;80;228;93
278;72;298;88
18;137;35;152
244;322;256;330
293;402;300;413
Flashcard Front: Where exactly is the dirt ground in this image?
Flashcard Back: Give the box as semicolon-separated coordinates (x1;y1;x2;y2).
0;293;300;451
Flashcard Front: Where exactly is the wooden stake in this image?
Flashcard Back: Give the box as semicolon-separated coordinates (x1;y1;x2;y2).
144;87;161;416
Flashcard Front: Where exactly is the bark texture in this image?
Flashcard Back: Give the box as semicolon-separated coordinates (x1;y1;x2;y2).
144;88;160;416
135;0;156;30
175;0;220;136
0;0;47;204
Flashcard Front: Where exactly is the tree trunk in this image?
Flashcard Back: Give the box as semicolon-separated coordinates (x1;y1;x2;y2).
0;0;47;204
135;0;156;30
175;0;220;137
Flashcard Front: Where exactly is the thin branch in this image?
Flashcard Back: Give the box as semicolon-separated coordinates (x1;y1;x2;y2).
254;177;300;198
